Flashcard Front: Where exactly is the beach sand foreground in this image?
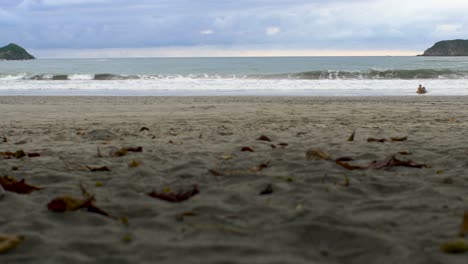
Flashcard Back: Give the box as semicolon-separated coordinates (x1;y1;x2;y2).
1;96;468;263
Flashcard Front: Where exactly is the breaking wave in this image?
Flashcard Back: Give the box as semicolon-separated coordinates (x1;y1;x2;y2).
2;69;468;81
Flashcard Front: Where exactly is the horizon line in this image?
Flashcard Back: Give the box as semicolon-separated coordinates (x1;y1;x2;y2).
29;47;421;59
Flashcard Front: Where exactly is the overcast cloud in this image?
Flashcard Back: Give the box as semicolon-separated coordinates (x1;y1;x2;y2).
1;0;467;57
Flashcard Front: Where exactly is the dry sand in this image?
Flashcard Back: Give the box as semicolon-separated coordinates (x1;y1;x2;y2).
1;96;468;263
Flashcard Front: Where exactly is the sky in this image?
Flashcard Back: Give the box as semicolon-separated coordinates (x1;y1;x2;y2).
0;0;467;58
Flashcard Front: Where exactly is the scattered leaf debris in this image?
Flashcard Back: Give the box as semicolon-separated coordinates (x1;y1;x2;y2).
348;130;355;142
459;211;468;237
0;234;24;254
111;146;143;157
176;211;197;221
1;150;42;159
0;176;42;194
0;150;25;159
128;160;141;168
47;185;111;218
251;162;270;172
257;135;272;142
336;155;427;170
86;166;111;172
390;136;408;142
241;147;254;152
336;157;354;162
125;147;143;152
148;185;199;203
259;184;274;195
367;138;388;143
277;176;294;182
221;155;233;160
306;149;330;160
441;239;468;254
398;151;411;155
209;169;224;176
122;234;133;243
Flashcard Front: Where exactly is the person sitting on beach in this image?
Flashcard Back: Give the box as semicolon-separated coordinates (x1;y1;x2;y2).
417;84;427;94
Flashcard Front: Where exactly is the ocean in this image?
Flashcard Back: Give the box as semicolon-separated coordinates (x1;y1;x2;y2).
1;56;468;96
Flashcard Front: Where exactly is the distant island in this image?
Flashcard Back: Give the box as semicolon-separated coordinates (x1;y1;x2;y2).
0;43;35;60
421;39;468;56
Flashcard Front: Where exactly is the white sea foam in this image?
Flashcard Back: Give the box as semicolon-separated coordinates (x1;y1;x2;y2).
68;74;94;80
0;78;467;96
1;57;468;95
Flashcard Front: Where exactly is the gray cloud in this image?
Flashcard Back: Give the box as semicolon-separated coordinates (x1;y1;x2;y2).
1;0;467;56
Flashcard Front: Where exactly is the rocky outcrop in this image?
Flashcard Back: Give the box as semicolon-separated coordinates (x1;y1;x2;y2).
421;39;468;56
0;43;35;60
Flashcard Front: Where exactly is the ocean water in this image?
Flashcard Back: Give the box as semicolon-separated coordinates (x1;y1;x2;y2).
1;56;468;96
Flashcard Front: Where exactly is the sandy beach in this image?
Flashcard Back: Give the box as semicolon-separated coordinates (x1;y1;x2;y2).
1;95;468;263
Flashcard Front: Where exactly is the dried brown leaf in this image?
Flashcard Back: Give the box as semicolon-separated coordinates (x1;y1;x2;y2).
112;148;128;157
257;135;271;142
111;146;143;157
336;157;354;162
0;176;42;194
336;155;427;170
0;234;24;254
0;150;26;159
390;136;408;142
347;130;355;142
306;149;330;160
241;147;254;152
259;184;274;195
148;185;199;203
47;196;92;212
370;156;427;169
47;195;111;218
126;147;143;152
441;239;468;254
96;146;103;158
86;166;111;172
336;160;365;170
459;211;468;237
367;138;388;143
398;151;411;155
176;211;197;221
251;162;270;172
128;160;141;168
208;169;224;176
221;155;233;160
